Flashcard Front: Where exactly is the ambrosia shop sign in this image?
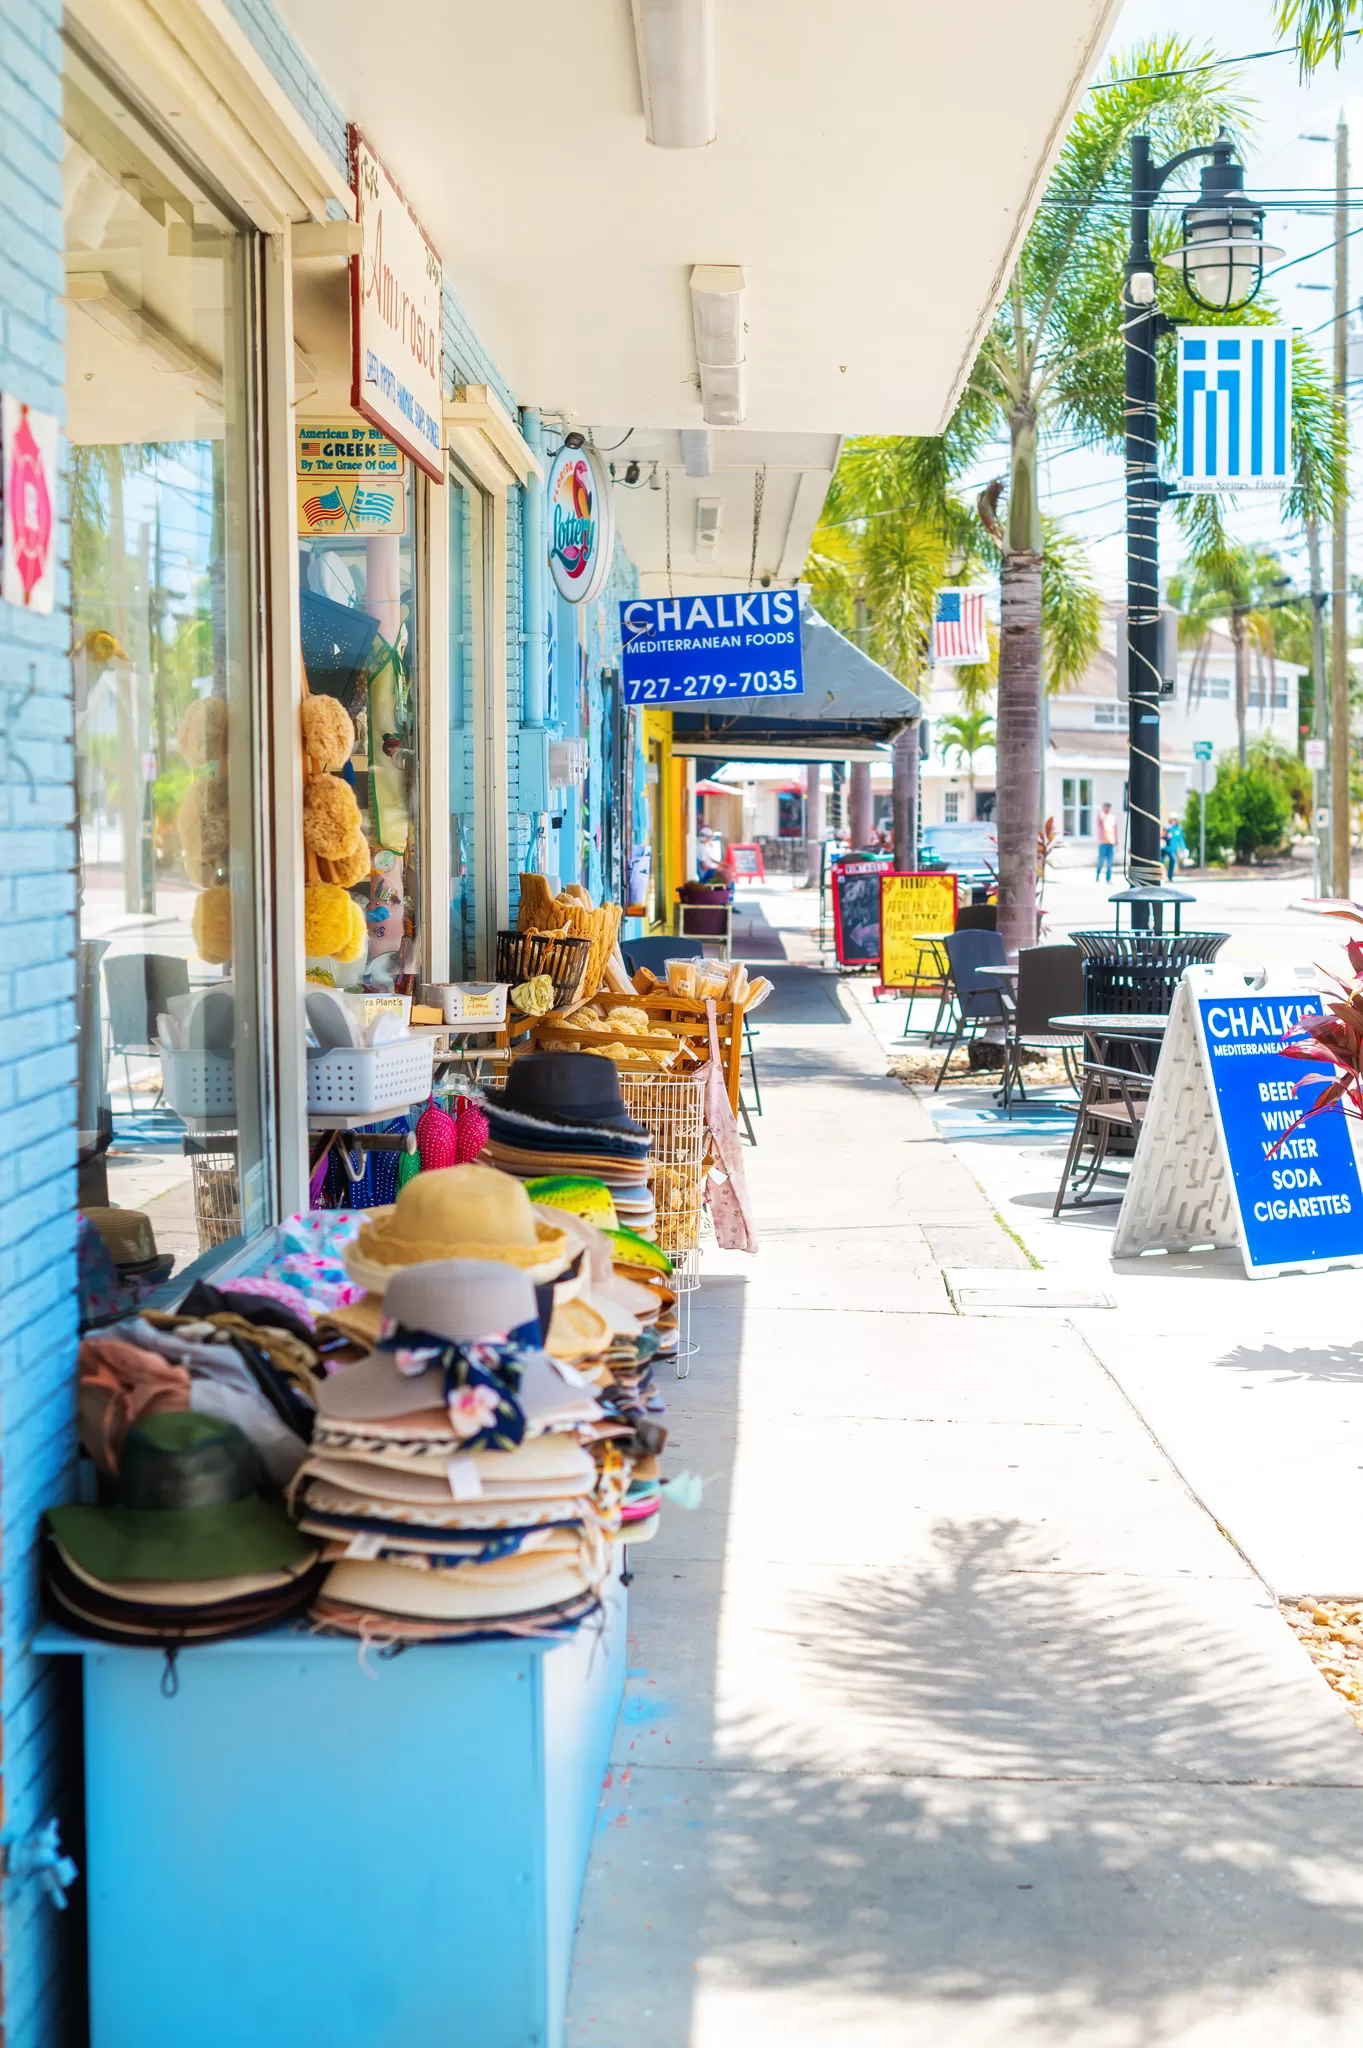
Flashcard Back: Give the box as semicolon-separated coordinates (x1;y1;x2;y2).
349;128;444;483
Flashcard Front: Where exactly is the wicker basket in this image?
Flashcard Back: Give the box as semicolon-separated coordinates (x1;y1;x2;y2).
495;930;590;1009
184;1137;241;1251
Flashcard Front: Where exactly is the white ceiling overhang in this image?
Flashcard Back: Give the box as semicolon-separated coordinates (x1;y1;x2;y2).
274;0;1121;434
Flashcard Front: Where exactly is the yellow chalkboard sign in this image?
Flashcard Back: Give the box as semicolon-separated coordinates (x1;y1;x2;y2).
879;871;959;989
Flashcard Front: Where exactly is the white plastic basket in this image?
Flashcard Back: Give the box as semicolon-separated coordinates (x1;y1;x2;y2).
160;1048;237;1118
306;1034;435;1116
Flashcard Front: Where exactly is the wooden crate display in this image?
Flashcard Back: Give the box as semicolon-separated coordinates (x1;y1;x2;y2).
528;989;747;1114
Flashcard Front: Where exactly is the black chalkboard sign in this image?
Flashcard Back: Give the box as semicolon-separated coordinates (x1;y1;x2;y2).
831;860;888;967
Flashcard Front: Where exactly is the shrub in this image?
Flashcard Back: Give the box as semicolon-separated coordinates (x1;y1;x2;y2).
1184;759;1292;865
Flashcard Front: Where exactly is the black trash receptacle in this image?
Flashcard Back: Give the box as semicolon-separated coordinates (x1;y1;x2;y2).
1070;929;1230;1016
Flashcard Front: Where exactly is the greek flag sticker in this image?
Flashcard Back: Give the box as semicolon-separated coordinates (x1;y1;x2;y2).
1177;327;1293;493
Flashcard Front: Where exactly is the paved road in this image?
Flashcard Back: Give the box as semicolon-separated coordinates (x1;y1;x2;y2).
568;961;1363;2048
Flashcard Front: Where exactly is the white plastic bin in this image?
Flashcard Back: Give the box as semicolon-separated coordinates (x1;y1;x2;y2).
306;1035;435;1116
160;1048;237;1118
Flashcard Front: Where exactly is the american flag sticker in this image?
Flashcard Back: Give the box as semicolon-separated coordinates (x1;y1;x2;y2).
932;588;988;665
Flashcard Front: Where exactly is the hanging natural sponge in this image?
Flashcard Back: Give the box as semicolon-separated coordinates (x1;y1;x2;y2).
338;894;367;964
192;886;232;965
303;773;362;858
178;777;230;873
178;696;228;770
319;834;371;888
304;883;367;962
301;695;355;773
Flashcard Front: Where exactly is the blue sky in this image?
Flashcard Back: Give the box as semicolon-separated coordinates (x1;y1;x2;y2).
962;1;1363;602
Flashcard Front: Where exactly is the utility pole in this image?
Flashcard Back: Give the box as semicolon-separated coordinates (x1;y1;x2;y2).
1332;112;1351;897
1307;515;1330;896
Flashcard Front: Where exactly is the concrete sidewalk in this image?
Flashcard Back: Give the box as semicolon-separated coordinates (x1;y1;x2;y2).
568;963;1363;2048
849;974;1363;1598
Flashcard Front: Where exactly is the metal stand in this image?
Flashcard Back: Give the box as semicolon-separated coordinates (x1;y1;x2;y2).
671;1245;700;1376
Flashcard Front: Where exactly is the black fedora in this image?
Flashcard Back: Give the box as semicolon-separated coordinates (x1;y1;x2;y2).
498;1053;647;1136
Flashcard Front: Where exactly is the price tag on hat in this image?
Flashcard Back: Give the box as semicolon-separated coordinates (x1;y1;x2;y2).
446;1455;484;1501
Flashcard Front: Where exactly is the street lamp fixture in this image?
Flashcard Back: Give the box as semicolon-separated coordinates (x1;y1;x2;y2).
1122;128;1281;905
1158;135;1283;312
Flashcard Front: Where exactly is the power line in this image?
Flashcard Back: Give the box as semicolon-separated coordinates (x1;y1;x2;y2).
1092;32;1360;93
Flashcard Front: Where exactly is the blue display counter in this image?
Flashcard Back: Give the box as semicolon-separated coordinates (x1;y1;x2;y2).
39;1567;624;2048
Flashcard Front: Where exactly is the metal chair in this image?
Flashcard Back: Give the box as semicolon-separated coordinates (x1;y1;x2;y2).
933;929;1008;1090
103;952;190;1110
1052;1061;1151;1214
1000;944;1085;1115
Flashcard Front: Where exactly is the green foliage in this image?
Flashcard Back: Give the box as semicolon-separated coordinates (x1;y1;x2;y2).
1247;735;1311;824
1040;517;1101;690
1275;0;1360;73
936;710;995;777
1185;755;1294;865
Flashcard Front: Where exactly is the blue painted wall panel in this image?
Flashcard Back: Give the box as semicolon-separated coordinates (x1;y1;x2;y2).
0;0;81;2038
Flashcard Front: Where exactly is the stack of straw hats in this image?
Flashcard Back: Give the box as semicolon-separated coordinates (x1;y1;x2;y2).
299;1259;627;1640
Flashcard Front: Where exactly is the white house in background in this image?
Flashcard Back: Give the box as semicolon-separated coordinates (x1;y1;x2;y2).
918;606;1304;866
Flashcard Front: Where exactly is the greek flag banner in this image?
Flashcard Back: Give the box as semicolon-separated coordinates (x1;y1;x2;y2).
1176;327;1293;493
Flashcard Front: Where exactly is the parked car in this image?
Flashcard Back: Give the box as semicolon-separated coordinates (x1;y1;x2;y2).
918;823;999;894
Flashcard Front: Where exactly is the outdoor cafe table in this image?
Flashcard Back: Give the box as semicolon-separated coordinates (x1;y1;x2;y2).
1049;1011;1169;1077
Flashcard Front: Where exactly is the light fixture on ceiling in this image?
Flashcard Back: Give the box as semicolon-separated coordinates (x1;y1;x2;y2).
631;0;715;149
679;427;713;477
695;497;722;551
690;265;745;426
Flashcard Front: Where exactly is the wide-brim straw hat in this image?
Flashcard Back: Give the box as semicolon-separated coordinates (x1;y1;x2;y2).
320;1547;598;1622
318;1329;602;1430
345;1164;570;1295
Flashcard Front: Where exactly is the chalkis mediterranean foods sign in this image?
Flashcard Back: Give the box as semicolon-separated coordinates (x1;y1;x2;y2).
349;128;444;484
545;442;615;605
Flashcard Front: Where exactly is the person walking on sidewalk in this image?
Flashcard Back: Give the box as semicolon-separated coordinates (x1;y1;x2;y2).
1162;814;1186;881
1096;802;1116;882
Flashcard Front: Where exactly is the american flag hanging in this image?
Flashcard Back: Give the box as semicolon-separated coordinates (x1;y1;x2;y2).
932;588;989;665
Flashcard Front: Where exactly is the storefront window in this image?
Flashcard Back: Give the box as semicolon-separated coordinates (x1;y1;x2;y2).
300;459;421;989
66;43;267;1268
447;461;489;977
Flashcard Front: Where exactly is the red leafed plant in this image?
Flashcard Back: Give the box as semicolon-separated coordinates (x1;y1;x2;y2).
1276;908;1363;1141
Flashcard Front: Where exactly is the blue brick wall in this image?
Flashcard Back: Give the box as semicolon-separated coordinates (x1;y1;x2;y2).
0;0;82;2033
220;0;347;173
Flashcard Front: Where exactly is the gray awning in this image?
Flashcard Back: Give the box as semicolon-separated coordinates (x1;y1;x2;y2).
670;606;921;759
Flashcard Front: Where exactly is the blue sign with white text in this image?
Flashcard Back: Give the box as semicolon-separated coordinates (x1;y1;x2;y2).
618;590;804;706
1198;992;1363;1271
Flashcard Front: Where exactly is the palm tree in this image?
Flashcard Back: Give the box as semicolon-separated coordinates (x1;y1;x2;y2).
936;709;996;817
807;451;1100;861
1169;547;1301;767
907;40;1340;953
1275;0;1360;68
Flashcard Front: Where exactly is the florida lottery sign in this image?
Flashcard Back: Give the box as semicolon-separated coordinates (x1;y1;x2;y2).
1176;328;1292;492
349;129;443;484
546;442;615;604
619;588;804;705
1115;965;1363;1278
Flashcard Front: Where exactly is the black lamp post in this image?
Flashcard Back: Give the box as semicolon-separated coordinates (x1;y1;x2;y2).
1123;131;1280;907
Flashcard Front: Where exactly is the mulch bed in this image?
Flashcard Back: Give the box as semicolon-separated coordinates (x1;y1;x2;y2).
1282;1598;1363;1729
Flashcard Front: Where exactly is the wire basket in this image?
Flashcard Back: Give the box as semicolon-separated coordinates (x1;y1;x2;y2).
185;1138;241;1251
618;1068;707;1258
495;930;590;1009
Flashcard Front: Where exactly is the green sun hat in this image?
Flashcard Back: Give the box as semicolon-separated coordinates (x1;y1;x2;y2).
47;1412;314;1583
